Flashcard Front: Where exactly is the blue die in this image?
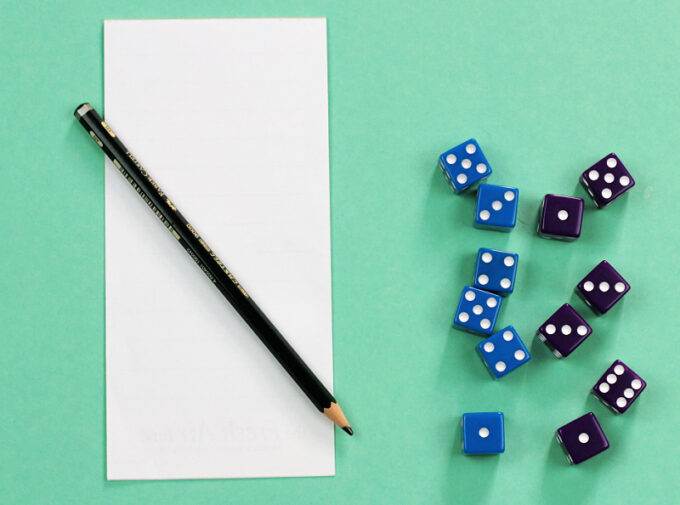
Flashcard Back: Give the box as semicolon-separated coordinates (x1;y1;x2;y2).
438;138;492;193
473;248;519;295
474;184;519;231
462;412;505;454
453;286;502;336
476;325;531;379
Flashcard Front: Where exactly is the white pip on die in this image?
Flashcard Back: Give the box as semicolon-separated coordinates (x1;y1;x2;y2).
473;247;519;296
439;139;492;193
453;286;502;336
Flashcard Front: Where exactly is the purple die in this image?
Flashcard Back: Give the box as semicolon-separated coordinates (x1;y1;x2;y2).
538;194;584;241
592;360;646;414
556;412;609;465
576;260;630;314
580;153;635;208
536;304;592;358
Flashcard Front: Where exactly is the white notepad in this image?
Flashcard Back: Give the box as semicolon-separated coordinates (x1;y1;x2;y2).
104;18;333;480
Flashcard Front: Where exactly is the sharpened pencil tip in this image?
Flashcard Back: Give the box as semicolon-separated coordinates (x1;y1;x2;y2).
323;402;352;434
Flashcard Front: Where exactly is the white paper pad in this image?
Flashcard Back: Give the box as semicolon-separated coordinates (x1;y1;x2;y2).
104;18;333;480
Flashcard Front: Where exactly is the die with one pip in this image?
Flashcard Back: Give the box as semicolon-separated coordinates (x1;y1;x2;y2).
453;286;502;336
477;326;531;379
473;247;519;296
438;138;492;193
537;194;584;241
576;260;630;315
536;304;592;358
474;184;519;231
462;412;505;455
580;153;635;208
592;360;646;414
556;412;609;464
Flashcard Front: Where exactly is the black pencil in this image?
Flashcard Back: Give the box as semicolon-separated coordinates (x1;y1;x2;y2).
74;103;352;436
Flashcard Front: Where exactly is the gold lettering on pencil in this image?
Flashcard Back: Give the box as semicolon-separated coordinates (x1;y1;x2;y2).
125;151;165;198
187;249;217;283
185;223;249;298
101;121;116;137
198;238;211;252
166;198;177;211
114;152;249;299
186;223;199;238
110;158;188;248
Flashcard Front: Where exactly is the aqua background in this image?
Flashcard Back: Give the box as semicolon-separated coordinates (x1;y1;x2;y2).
2;1;680;503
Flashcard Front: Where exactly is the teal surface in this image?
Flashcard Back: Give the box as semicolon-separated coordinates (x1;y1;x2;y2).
2;1;680;504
